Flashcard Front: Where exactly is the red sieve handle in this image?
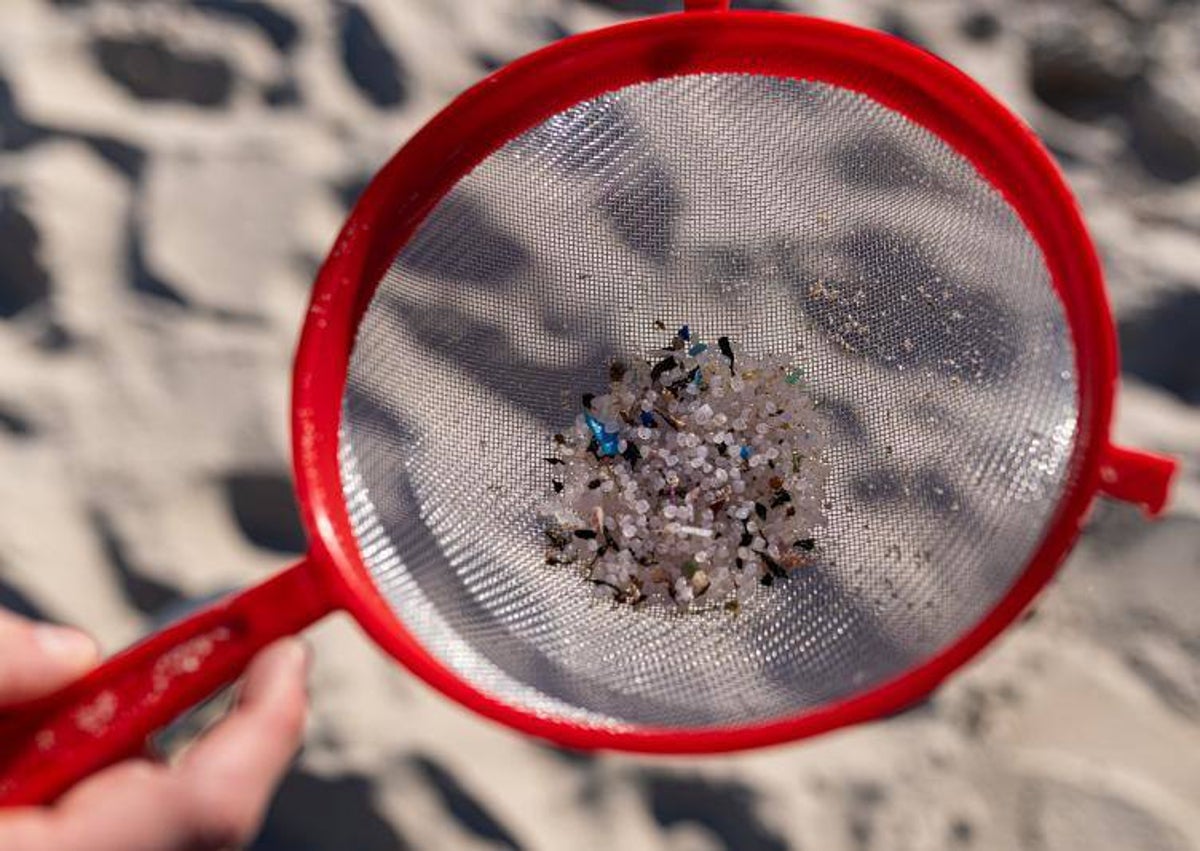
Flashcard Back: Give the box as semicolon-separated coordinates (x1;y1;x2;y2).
685;0;731;11
1098;444;1178;517
0;560;335;808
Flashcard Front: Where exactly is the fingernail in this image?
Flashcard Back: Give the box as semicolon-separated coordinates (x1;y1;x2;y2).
277;640;311;704
276;639;310;676
34;624;98;668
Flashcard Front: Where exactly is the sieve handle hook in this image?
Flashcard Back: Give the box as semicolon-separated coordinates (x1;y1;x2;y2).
1097;444;1178;517
0;560;335;807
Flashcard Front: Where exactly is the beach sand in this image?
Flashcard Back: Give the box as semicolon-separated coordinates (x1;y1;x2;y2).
1;0;1197;848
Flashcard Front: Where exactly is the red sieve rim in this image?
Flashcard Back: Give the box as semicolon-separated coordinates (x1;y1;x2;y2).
292;9;1163;752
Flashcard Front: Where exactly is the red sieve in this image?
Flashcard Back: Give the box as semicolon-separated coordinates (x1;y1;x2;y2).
0;1;1179;806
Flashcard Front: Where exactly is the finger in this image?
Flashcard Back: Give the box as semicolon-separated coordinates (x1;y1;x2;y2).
3;640;310;851
0;610;99;706
174;638;309;843
1;761;185;851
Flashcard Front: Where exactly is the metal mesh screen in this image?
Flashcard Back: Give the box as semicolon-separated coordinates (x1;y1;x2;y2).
339;74;1078;731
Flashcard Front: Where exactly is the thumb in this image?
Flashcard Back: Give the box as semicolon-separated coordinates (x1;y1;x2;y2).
0;609;100;707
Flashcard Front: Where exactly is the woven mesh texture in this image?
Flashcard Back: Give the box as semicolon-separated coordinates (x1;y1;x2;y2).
339;74;1078;731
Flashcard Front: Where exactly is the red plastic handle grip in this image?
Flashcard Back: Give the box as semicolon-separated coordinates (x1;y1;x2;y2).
0;561;335;807
685;0;731;11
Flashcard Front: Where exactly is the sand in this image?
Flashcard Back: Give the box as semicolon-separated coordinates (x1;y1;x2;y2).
1;0;1197;848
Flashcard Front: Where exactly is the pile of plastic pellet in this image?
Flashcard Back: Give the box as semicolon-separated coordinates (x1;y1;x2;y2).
541;326;829;612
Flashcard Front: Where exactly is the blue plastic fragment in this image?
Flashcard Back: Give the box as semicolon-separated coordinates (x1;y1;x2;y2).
739;445;752;460
678;324;690;341
688;343;708;356
585;412;621;456
640;411;656;427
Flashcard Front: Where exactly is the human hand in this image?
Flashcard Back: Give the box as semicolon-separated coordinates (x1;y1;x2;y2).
0;608;309;850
